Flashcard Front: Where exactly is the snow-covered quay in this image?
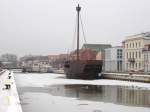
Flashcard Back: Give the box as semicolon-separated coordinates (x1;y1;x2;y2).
0;70;22;112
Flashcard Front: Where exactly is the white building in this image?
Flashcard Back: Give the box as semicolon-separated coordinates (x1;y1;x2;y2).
104;46;124;72
123;32;150;72
21;56;52;73
0;53;18;68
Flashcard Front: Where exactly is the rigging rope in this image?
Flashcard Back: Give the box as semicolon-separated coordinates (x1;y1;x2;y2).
67;14;78;60
79;13;87;44
71;14;77;52
69;11;89;60
80;13;90;60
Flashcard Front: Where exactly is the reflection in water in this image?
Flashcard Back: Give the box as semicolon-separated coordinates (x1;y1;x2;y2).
18;84;150;107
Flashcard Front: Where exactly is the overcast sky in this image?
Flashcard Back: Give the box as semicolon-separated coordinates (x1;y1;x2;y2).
0;0;150;57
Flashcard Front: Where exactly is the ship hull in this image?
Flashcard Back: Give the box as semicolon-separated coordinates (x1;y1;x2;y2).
64;60;102;79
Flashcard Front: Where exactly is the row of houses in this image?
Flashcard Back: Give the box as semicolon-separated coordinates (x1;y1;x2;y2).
72;32;150;74
0;54;18;68
20;32;150;74
20;56;51;72
104;32;150;73
19;44;112;72
20;54;68;72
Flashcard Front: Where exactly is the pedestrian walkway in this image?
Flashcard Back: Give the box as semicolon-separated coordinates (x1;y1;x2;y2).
0;70;22;112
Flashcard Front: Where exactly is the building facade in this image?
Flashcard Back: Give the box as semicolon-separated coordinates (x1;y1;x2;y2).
0;53;18;68
142;44;150;73
96;52;104;60
69;49;97;60
82;44;112;52
48;54;67;69
104;46;124;72
82;44;112;61
123;32;150;72
20;55;52;72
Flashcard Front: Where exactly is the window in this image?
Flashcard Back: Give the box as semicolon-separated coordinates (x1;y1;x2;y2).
139;42;141;47
136;63;137;69
136;42;137;48
117;55;119;59
129;63;131;68
117;61;119;71
135;51;137;58
139;51;141;58
126;63;128;70
130;43;131;48
130;52;131;58
127;52;128;59
117;50;119;59
117;49;119;53
120;61;122;71
126;44;128;48
139;62;141;69
133;43;134;48
132;52;134;58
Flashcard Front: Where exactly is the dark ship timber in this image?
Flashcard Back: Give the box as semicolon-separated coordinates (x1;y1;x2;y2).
64;4;103;79
64;60;102;79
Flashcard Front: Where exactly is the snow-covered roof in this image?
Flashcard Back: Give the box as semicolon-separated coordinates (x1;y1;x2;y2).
123;32;150;42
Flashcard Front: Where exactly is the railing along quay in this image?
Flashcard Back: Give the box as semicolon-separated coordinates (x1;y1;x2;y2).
102;73;150;83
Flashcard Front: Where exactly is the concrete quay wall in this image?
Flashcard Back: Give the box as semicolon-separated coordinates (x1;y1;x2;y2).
102;73;150;82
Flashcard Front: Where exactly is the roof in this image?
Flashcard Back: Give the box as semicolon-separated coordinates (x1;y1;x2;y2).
109;46;123;49
123;32;150;42
105;46;124;51
22;56;49;62
128;32;150;38
82;44;112;52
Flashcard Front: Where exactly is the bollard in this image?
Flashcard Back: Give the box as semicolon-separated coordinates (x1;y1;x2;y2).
8;75;11;79
5;84;11;89
4;78;12;90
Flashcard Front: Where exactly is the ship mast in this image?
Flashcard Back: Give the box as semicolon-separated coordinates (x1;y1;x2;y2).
76;4;81;61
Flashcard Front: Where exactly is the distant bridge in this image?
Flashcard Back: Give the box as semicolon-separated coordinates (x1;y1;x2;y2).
2;67;24;73
2;67;23;69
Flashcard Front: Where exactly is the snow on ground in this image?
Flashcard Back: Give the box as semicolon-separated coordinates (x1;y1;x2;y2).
0;70;22;112
0;71;10;112
15;73;150;90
